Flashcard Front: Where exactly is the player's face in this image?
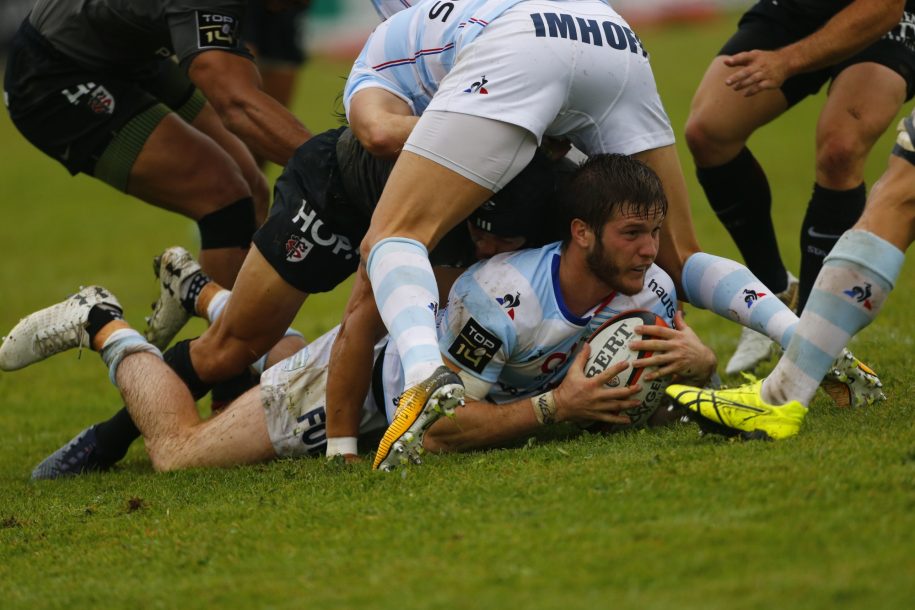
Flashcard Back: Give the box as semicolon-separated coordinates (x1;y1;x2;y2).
587;210;663;295
467;222;527;260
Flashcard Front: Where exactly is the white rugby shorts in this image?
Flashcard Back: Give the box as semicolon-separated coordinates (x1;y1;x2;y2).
426;0;675;155
260;328;388;458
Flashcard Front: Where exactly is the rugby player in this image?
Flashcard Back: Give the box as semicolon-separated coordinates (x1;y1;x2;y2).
4;126;564;479
3;0;312;287
0;154;717;473
668;110;915;440
328;0;885;469
685;0;912;373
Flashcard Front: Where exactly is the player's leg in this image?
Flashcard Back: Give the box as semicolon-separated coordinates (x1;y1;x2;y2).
666;121;915;438
348;88;419;158
188;245;307;385
685;54;791;295
189;101;271;225
126;113;256;288
799;61;908;310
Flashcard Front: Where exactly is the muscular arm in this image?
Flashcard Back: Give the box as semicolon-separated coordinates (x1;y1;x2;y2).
188;50;312;165
725;0;904;95
348;88;419;158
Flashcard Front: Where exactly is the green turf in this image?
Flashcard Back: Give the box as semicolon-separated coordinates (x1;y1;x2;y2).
2;15;914;609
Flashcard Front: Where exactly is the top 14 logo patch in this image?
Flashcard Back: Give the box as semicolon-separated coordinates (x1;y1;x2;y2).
196;12;241;50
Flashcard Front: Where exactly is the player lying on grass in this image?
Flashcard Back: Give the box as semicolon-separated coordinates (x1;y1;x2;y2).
9;126;564;479
330;0;886;469
666;109;915;440
0;154;719;473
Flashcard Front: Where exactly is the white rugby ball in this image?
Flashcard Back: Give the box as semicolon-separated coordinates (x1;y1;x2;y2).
584;309;671;430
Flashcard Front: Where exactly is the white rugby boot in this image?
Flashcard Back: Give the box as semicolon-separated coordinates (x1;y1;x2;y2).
145;246;206;349
0;286;121;371
821;348;886;408
725;272;799;375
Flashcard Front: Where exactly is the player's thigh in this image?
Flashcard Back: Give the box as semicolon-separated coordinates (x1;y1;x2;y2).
128;113;251;218
196;245;307;367
173;386;277;470
817;64;907;163
189;102;270;221
686;56;788;164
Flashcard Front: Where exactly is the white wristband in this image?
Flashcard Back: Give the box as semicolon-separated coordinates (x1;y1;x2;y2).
325;436;358;457
531;391;557;425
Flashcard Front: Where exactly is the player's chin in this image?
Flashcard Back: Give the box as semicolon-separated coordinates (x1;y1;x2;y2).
618;270;648;295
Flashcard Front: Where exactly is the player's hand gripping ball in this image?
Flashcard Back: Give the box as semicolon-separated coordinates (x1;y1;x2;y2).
584;309;671;430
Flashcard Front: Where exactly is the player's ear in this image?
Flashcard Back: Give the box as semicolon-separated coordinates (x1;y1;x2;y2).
569;218;593;248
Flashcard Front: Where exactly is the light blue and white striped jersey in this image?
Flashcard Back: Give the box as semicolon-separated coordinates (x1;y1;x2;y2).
346;0;535;116
371;0;414;20
437;242;677;404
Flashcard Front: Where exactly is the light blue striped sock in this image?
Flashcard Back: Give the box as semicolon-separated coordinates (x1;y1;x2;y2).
681;252;798;348
100;329;163;386
764;230;904;405
367;237;442;386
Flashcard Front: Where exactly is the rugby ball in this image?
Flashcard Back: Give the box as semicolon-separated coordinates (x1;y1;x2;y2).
584;309;671;430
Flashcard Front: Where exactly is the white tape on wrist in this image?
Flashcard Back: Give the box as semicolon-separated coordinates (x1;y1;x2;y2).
531;391;557;425
325;436;358;457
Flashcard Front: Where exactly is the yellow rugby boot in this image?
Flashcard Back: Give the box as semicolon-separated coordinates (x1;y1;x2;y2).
666;379;807;440
373;366;464;471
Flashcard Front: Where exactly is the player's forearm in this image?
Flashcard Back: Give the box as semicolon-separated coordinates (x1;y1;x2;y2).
423;396;542;453
216;90;312;165
781;0;903;76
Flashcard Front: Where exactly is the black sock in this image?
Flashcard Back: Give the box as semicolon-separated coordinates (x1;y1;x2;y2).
163;338;211;400
86;303;124;347
210;369;260;414
180;271;210;314
696;147;788;292
798;182;866;311
92;408;140;465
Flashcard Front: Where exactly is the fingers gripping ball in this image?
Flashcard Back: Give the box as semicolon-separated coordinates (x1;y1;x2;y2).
585;309;670;430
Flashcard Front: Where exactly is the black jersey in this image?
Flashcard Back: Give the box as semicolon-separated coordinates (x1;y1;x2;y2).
28;0;252;77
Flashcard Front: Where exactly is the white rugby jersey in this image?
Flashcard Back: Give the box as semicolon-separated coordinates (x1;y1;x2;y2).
347;0;531;116
436;242;677;404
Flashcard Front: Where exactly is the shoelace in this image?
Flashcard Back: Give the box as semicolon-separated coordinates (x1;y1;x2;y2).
35;320;86;358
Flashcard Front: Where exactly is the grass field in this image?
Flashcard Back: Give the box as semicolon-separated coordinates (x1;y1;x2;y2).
2;14;915;609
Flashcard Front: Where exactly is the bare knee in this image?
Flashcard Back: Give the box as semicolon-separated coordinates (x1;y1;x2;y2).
816;135;866;188
684;113;741;168
146;437;190;472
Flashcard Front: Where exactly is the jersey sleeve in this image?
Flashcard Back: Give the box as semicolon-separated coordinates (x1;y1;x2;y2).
438;268;518;385
167;1;253;68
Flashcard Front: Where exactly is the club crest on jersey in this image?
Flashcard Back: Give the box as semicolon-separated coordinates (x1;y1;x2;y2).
742;289;767;309
196;12;240;50
843;283;873;310
448;317;502;373
496;292;521;319
464;76;489;94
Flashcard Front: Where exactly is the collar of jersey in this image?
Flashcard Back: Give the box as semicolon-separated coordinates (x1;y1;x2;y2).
551;253;591;326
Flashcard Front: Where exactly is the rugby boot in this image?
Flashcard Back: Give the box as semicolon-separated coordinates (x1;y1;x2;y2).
0;286;121;371
724;273;799;375
31;425;113;480
821;348;886;408
145;246;206;349
666;379;807;440
373;366;465;471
